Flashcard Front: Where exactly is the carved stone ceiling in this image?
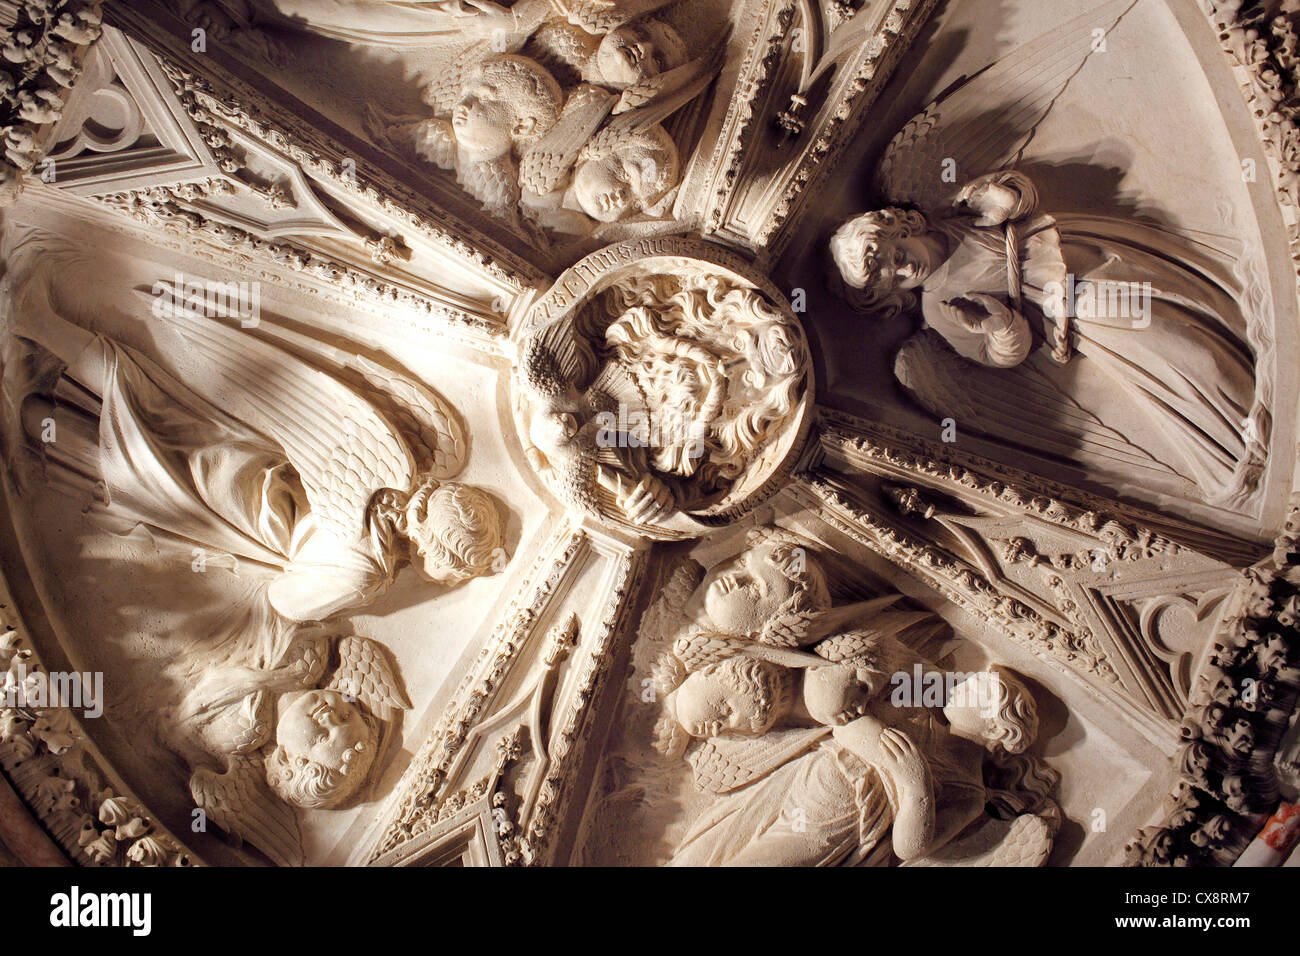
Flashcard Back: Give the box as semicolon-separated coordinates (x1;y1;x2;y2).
0;0;1298;869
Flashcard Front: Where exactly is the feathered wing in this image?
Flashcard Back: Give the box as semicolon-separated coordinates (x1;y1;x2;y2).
639;556;703;646
612;32;726;115
520;84;617;198
875;0;1137;214
606;36;725;122
559;0;675;34
233;319;470;480
687;726;831;794
190;755;303;867
328;635;412;722
142;289;419;541
812;612;933;663
903;812;1054;867
894;329;1185;483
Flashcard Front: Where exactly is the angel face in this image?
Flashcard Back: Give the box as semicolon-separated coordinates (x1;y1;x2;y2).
404;480;505;586
700;543;804;638
453;83;518;160
276;690;374;780
593;21;686;90
452;55;562;160
573;131;678;222
864;236;945;292
670;657;789;738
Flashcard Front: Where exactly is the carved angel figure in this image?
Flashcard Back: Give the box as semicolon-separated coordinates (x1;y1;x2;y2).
175;632;411;866
514;274;808;531
643;529;1060;866
829;1;1266;507
365;0;722;231
3;238;506;657
195;0;548;47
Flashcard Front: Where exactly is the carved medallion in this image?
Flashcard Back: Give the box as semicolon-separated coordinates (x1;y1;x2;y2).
510;236;813;539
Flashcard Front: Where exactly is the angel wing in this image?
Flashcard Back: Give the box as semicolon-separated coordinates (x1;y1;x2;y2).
245;319;469;480
637;556;703;646
895;329;1183;483
760;593;912;649
519;83;617;198
140;286;420;542
903;812;1055;867
422;2;551;116
558;0;676;35
875;0;1137;214
328;635;412;722
687;726;831;794
812;611;933;663
190;755;303;867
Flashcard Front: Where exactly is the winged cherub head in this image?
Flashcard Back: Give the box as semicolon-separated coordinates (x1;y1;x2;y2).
265;689;378;810
829;207;948;316
573;124;678;222
591;18;689;90
400;478;505;586
697;529;831;642
453;54;563;161
654;655;796;757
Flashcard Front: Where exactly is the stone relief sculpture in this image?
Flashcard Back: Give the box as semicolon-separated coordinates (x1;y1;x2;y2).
511;244;811;537
363;0;722;233
3;0;1300;877
583;528;1061;866
3;244;506;638
829;7;1269;508
173;632;410;866
0;233;507;854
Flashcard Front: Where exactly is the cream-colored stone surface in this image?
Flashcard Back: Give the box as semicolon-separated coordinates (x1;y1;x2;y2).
0;0;1297;869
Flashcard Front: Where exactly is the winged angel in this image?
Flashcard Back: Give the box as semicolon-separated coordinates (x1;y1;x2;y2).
2;232;506;655
830;0;1267;508
178;632;411;866
365;0;723;232
634;528;1061;866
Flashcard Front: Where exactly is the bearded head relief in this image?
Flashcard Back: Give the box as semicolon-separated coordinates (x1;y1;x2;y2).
452;54;564;161
573;124;678;222
264;689;379;810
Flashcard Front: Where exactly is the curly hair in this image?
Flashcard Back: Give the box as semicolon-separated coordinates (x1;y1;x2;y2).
973;666;1040;755
403;479;505;584
695;655;795;734
265;733;376;810
829;206;930;317
470;55;563;144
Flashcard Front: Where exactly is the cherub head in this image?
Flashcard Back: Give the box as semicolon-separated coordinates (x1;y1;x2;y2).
265;689;377;809
829;207;944;316
698;529;831;641
592;19;688;90
573;125;678;222
942;666;1040;754
452;54;563;161
664;655;795;741
401;479;505;586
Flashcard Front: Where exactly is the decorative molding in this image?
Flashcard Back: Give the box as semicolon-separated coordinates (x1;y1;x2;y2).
0;580;197;867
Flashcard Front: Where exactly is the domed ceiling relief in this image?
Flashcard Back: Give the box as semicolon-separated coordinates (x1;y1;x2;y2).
0;0;1298;869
